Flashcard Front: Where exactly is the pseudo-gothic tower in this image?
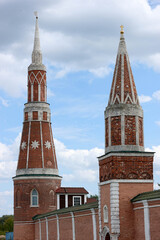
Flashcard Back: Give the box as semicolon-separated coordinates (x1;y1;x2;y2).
13;14;62;240
99;27;154;240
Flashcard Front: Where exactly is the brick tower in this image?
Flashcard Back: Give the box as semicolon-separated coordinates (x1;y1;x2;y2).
98;27;154;240
13;13;62;240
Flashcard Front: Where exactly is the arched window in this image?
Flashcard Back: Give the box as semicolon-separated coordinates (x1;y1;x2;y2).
31;189;39;207
103;205;108;223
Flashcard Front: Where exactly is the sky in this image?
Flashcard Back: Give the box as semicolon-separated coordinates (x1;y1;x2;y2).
0;0;160;216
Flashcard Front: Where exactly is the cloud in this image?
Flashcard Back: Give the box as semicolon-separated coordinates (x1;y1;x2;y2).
139;94;152;103
155;121;160;126
0;96;9;107
0;0;160;96
153;90;160;101
55;139;103;187
146;145;160;165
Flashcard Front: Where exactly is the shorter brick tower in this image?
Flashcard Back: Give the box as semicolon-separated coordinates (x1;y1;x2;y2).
98;27;154;240
13;14;62;240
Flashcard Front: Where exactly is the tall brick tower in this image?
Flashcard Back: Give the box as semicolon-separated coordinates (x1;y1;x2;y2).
13;13;62;240
98;27;154;240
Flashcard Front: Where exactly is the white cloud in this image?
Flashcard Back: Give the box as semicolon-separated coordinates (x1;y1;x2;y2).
153;90;160;100
146;145;160;165
139;94;152;103
0;0;160;96
155;121;160;126
0;96;9;107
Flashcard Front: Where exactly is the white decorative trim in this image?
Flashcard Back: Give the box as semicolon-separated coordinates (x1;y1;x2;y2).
143;200;150;240
70;212;75;240
65;194;68;208
108;116;111;147
99;152;154;160
57;194;60;210
99;179;153;186
16;168;59;176
124;93;133;104
31;84;33;102
127;55;136;103
56;214;60;240
110;182;120;234
111;55;120;104
13;175;61;180
133;204;160;210
121;53;124;103
30;189;39;207
91;208;97;240
84;194;87;203
113;95;120;104
136;116;139;145
40;121;44;168
26;121;31;168
103;205;108;223
45;217;48;240
38;84;41;101
39;219;41;240
98;184;102;240
49;123;57;168
73;196;81;206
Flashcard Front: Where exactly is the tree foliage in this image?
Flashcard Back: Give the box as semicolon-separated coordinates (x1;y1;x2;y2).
0;215;14;235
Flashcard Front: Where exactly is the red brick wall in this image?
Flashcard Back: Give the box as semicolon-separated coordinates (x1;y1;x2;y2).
139;117;144;146
133;203;145;240
59;213;73;240
99;155;153;182
48;216;57;240
124;54;133;103
149;200;160;240
119;183;153;240
111;116;121;145
34;208;99;240
43;111;47;120
28;121;42;168
33;111;38;120
14;178;61;222
125;115;136;145
100;184;111;233
28;70;46;102
17;122;29;169
14;222;35;240
113;55;121;102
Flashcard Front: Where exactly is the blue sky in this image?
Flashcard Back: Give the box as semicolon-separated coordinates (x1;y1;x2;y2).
0;0;160;216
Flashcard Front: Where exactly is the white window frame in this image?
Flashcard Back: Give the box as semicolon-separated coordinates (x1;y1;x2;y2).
73;196;81;206
103;205;108;223
30;189;39;207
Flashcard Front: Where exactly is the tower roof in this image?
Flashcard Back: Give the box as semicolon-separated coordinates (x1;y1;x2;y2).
29;12;46;71
108;26;139;106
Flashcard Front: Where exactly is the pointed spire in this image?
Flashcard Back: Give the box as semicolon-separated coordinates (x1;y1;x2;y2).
108;26;139;106
32;12;42;65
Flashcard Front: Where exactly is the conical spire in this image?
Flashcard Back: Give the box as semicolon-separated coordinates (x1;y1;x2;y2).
104;27;144;153
32;12;42;64
29;12;46;71
108;26;139;106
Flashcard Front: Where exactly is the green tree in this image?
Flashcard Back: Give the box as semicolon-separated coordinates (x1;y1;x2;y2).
4;217;13;232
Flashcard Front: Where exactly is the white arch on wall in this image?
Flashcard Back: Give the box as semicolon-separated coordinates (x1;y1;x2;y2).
101;226;110;240
103;205;108;223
